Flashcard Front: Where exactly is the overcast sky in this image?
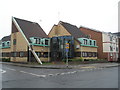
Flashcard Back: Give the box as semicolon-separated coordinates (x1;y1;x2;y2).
0;0;119;39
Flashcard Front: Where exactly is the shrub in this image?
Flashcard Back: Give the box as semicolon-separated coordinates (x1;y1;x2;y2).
80;57;84;61
2;58;10;62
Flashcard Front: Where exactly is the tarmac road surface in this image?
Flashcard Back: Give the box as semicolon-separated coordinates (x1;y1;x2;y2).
1;64;119;88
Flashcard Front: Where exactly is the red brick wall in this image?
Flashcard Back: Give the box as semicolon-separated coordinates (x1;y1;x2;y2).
80;27;107;59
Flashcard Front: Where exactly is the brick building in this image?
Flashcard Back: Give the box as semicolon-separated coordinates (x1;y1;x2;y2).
80;26;119;61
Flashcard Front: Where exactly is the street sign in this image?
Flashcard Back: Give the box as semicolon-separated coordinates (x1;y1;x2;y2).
65;43;69;49
65;43;69;67
66;48;69;52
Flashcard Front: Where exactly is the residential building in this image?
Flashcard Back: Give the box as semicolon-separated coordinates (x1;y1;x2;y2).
102;32;119;61
113;32;120;61
1;17;50;63
80;26;103;59
0;35;11;60
80;26;119;61
48;21;98;61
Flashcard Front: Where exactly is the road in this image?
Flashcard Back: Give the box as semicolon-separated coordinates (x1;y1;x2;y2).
1;64;119;88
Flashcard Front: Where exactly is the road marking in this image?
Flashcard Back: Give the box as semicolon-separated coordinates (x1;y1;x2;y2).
70;71;76;74
60;73;65;75
39;75;46;78
20;71;46;77
5;68;16;71
0;69;6;73
49;68;105;77
73;71;77;73
18;67;105;78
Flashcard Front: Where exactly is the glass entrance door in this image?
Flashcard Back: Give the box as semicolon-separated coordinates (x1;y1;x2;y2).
50;36;74;61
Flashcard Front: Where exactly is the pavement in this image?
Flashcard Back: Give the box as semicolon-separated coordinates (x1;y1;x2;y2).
0;61;119;69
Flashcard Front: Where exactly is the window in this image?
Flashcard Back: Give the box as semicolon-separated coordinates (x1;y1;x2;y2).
36;52;41;57
110;46;113;51
6;53;10;57
110;53;113;56
43;52;48;57
36;39;40;44
93;41;96;46
90;40;92;45
116;47;118;51
41;40;44;45
116;39;118;43
13;39;16;45
93;52;97;57
2;43;5;47
75;52;81;57
35;38;40;44
20;52;24;57
84;52;87;57
39;39;41;44
34;38;37;44
84;39;87;45
0;41;2;45
45;39;49;45
110;36;112;41
2;53;6;57
88;52;92;57
12;52;17;57
7;42;10;46
82;52;85;57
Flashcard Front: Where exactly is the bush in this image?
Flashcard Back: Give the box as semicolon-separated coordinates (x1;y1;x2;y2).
2;58;10;62
79;57;84;61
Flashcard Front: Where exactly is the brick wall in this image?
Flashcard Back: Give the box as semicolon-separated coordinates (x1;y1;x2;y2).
80;27;106;59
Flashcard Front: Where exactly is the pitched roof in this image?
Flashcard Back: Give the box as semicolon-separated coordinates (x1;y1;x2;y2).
13;17;48;43
60;21;87;39
1;35;11;41
80;26;102;33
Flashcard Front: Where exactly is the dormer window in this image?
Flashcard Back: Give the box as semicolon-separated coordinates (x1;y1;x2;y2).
7;42;10;46
84;39;87;45
2;43;5;47
45;39;49;45
93;41;96;46
30;37;49;46
0;41;11;48
34;38;40;44
90;40;92;45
